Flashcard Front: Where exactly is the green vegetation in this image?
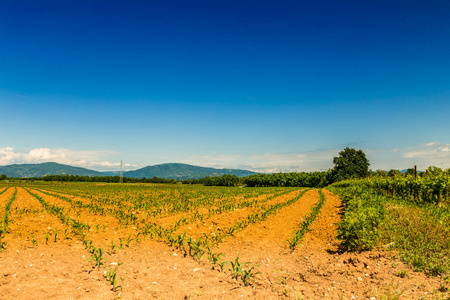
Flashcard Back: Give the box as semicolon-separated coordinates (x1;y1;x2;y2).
243;171;330;187
330;171;450;276
185;170;331;187
288;189;327;250
329;184;385;251
0;162;257;181
203;174;239;186
1;148;448;285
0;162;105;178
228;255;259;286
0;182;301;287
106;266;123;291
42;174;177;184
363;168;449;204
380;200;450;276
1;148;370;186
331;147;370;181
0;187;17;251
124;163;257;179
203;147;369;187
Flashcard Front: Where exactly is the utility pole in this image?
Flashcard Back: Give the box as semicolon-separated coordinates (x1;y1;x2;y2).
120;160;123;184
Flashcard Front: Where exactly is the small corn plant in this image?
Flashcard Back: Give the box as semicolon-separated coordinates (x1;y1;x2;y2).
30;234;38;248
106;266;123;292
90;247;104;269
240;265;260;286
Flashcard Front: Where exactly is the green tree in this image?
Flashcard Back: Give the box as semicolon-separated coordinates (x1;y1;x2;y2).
405;168;415;176
387;169;402;177
425;166;443;176
372;169;388;177
332;147;370;181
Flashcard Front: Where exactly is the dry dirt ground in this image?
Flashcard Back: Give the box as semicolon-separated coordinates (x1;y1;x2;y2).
0;187;448;299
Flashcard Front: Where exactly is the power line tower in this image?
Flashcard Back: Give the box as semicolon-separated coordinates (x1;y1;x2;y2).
120;160;123;184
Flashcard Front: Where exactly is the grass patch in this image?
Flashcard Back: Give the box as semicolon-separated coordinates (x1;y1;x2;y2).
331;182;450;276
379;202;450;276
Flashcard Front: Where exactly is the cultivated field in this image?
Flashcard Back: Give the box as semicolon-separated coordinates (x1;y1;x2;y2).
0;183;448;299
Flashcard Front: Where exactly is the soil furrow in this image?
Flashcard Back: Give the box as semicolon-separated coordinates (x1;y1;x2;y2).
173;189;305;240
217;189;319;251
0;185;447;299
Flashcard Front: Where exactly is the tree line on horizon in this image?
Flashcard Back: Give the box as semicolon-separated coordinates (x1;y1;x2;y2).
183;147;369;187
2;148;447;187
182;148;449;187
0;174;177;184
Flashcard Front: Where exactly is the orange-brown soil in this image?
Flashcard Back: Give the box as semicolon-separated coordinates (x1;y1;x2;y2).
151;192;277;230
0;187;16;208
23;188;142;250
173;189;305;240
5;188;68;249
0;187;448;299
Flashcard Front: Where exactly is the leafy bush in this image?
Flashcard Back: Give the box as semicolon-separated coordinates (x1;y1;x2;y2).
330;184;385;251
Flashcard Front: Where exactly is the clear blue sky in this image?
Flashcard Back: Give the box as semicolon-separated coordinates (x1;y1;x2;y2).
1;0;449;172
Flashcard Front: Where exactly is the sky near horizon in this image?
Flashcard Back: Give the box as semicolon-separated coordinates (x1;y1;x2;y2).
1;0;450;173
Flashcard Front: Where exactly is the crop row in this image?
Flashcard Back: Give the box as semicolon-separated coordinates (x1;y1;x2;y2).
34;184;293;220
50;186;311;286
37;186;304;286
24;188;91;237
334;174;449;205
148;188;312;285
32;186;293;230
22;188;123;291
2;183;319;287
288;189;326;250
0;187;17;250
0;187;9;197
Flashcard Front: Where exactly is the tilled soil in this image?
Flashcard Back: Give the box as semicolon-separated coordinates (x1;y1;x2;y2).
173;189;305;240
0;187;448;299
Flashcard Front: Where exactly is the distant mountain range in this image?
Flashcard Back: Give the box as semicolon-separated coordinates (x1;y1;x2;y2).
123;163;257;179
0;162;259;180
0;162;105;178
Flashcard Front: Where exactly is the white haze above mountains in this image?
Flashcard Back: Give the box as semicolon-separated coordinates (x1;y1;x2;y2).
1;142;449;173
0;147;138;170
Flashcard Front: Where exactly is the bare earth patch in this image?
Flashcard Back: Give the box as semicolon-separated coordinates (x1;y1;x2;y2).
0;188;448;299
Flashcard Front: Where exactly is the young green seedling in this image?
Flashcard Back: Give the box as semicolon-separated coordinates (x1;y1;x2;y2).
30;234;38;248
